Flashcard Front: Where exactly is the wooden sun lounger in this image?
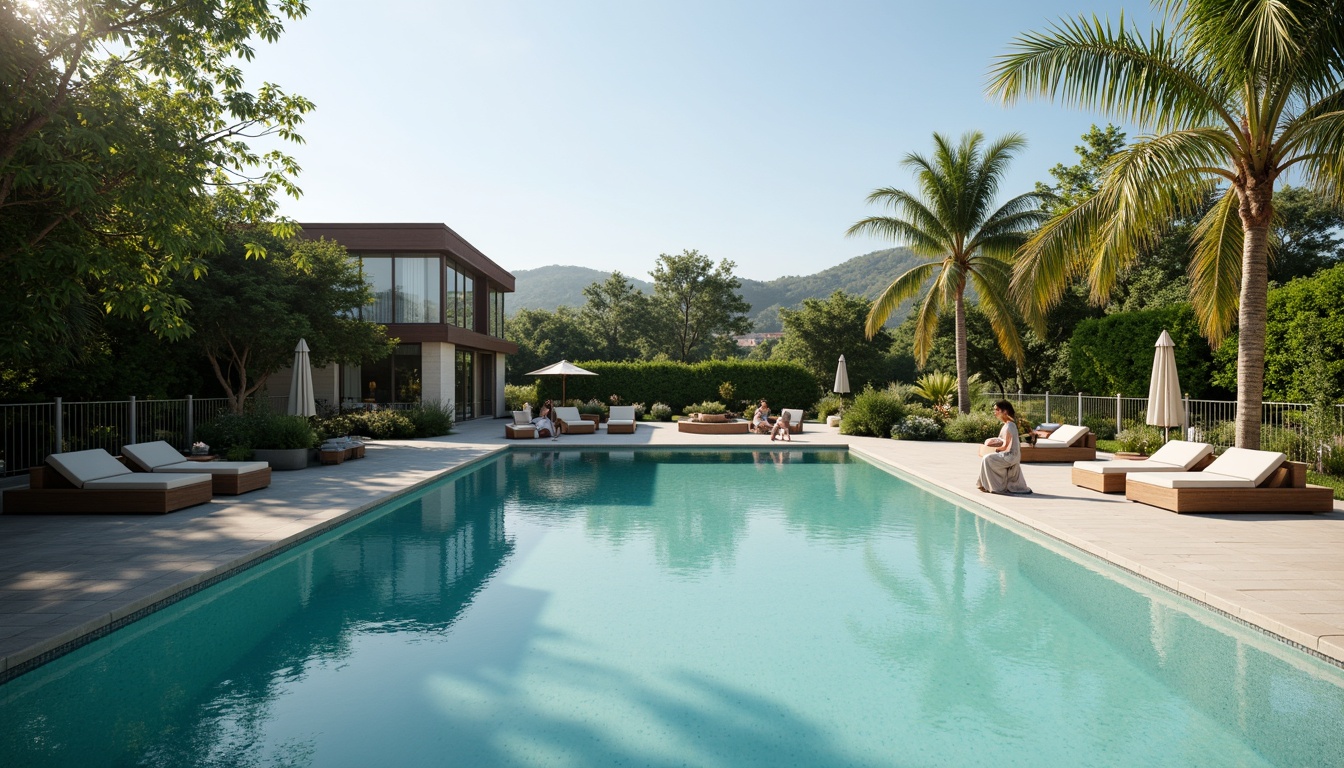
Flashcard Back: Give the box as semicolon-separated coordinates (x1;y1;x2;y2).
122;440;271;495
979;424;1096;462
3;449;213;515
1072;440;1215;493
1125;448;1334;514
554;406;596;435
606;406;637;434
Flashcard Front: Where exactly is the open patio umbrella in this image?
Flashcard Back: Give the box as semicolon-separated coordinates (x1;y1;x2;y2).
1146;330;1184;441
524;359;597;404
288;338;317;417
834;355;851;396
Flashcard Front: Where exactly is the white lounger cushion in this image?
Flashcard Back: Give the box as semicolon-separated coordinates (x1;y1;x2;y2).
153;461;269;476
609;406;636;422
1038;424;1089;447
1073;459;1185;474
554;407;586;423
1202;447;1287;484
513;410;532;425
1074;440;1215;475
1126;472;1256;489
121;440;188;471
781;408;804;424
1146;440;1215;469
47;449;133;488
82;473;212;490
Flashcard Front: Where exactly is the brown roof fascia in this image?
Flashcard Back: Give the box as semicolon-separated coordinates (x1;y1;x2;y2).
298;223;515;291
388;324;519;355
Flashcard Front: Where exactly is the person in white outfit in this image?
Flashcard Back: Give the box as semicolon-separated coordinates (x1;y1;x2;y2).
977;400;1032;495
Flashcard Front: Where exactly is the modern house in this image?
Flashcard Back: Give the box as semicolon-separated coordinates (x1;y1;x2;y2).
290;223;517;421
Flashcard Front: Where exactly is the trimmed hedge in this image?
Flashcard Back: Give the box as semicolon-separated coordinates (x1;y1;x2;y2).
534;360;821;414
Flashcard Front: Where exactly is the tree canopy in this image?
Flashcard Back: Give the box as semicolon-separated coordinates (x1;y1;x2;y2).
773;291;894;394
179;231;392;412
1;0;313;370
647;250;752;363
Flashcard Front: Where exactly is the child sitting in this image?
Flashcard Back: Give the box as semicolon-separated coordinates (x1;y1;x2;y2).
770;410;792;442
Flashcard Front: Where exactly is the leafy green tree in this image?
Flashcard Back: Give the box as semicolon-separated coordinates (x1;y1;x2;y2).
580;272;649;361
1214;264;1344;401
1069;304;1220;398
1272;186;1344;283
180;232;392;412
1;1;313;370
773;291;894;393
847;131;1049;413
1034;124;1127;215
991;0;1344;447
504;307;599;383
647;250;752;362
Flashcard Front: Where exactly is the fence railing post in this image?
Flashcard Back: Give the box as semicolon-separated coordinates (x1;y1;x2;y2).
186;394;194;448
1116;392;1121;437
128;395;136;452
54;396;63;455
1183;392;1190;439
1077;392;1083;424
1045;391;1050;422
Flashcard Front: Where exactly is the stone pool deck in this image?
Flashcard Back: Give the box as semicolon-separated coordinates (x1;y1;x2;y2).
2;418;1343;682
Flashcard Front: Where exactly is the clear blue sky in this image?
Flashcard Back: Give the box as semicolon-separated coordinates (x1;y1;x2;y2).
251;0;1154;281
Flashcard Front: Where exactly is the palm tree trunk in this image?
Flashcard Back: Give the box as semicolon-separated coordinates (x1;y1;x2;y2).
1235;187;1272;449
955;291;970;415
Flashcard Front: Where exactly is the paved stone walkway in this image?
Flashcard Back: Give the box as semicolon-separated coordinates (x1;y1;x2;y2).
1;418;1342;681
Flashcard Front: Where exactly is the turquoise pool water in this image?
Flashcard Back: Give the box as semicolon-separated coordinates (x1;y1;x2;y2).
2;449;1343;766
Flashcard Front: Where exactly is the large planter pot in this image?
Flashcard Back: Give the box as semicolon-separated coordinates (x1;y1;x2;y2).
696;413;730;423
253;448;310;471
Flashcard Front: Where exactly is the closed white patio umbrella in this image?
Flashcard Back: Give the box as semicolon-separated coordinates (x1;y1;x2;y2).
288;339;317;417
1146;330;1184;441
834;355;851;396
524;359;597;404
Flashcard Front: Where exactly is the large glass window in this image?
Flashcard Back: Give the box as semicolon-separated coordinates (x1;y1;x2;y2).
363;257;393;324
462;274;475;331
445;260;461;327
455;350;474;420
345;344;421;406
487;290;504;337
395;256;441;323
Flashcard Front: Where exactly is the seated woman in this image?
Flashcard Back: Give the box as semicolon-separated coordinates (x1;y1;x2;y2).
751;400;772;434
977;400;1032;495
769;410;792;442
532;400;558;440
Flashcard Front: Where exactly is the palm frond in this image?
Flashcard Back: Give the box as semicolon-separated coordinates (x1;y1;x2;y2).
846;215;946;256
968;260;1025;364
910;275;947;365
1010;191;1112;330
987;13;1238;135
1189;185;1243;344
865;261;942;338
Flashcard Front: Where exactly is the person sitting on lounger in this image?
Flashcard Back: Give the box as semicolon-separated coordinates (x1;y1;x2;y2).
770;410;792;442
977;400;1032;495
533;400;558;440
751;400;772;434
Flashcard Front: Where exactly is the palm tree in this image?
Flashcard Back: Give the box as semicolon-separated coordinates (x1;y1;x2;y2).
988;0;1344;448
847;132;1049;413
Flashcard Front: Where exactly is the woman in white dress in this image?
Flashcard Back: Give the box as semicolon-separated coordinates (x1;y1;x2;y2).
532;400;558;440
977;400;1032;494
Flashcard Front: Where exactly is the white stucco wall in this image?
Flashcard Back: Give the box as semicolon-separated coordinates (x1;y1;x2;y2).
422;342;455;407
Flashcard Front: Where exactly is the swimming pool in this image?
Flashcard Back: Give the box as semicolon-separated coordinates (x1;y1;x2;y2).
2;449;1342;766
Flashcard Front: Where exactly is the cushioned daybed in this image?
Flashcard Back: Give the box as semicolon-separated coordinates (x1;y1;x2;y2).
122;440;271;495
1072;440;1215;493
554;406;596;435
505;410;540;439
976;423;1096;462
606;406;637;434
3;449;214;515
1125;447;1333;514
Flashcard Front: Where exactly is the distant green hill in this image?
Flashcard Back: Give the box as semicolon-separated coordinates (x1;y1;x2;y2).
508;248;923;331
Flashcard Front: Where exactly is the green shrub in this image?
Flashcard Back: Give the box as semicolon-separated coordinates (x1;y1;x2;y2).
224;445;253;462
814;394;845;420
578;399;608;417
839;385;907;437
197;411;317;451
683;400;727;416
505;384;537;412
405;400;454;437
534;360;821;415
650;402;673;421
1116;424;1164;455
1081;413;1118;441
892;415;943;441
943;411;1001;443
321;409;416;440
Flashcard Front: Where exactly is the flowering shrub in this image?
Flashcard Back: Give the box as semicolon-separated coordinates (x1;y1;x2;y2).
891;415;943;441
650;403;673;421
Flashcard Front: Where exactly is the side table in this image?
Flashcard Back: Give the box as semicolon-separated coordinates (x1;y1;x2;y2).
183;454;219;462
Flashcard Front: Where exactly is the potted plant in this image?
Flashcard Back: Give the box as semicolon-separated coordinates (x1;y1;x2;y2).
684;401;729;423
1114;424;1162;460
578;399;607;426
251;414;318;470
